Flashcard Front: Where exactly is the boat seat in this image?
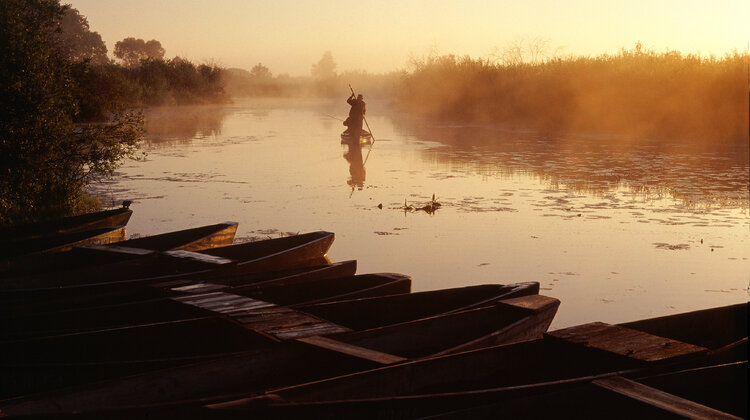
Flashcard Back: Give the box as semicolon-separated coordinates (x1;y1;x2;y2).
546;322;708;363
172;292;351;340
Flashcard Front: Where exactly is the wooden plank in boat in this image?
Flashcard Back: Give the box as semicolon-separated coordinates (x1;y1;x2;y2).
173;292;260;311
170;282;226;294
161;250;235;266
173;292;350;339
244;313;351;340
234;306;351;339
546;322;707;362
592;375;742;420
297;336;407;365
429;295;561;356
499;294;557;311
75;244;156;256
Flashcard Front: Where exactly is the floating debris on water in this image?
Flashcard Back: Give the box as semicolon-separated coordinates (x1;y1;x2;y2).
401;194;442;214
653;243;690;250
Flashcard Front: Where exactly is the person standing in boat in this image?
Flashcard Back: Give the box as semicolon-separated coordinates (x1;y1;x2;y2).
344;93;366;137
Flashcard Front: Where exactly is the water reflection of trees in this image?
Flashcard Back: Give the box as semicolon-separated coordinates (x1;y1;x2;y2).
144;105;229;142
393;120;749;209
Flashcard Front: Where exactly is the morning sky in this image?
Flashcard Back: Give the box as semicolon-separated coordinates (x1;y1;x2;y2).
67;0;749;76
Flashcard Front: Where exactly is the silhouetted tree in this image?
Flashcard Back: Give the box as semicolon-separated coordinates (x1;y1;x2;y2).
311;51;337;80
250;63;272;80
114;37;165;67
55;7;108;64
0;0;143;225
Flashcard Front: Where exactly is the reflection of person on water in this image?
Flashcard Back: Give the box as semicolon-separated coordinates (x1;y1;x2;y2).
343;93;366;138
344;142;366;190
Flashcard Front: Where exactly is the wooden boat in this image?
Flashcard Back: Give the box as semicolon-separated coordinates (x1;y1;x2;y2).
0;288;559;416
207;303;747;418
422;361;747;419
102;221;238;252
0;225;127;260
3;281;531;340
0;222;239;277
0;230;335;291
0;259;358;322
341;129;372;145
0;204;132;243
0;273;411;398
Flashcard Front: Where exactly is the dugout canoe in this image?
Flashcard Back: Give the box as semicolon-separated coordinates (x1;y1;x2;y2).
0;272;411;398
0;259;358;323
0;230;335;291
340;129;372;145
211;302;747;418
0;290;560;416
3;280;533;340
431;360;747;420
0;205;132;244
0;225;128;261
0;222;239;277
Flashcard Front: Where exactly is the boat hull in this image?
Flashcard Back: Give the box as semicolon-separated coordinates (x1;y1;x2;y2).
0;288;560;416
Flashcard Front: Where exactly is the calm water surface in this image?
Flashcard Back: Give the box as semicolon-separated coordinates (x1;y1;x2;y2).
94;98;749;328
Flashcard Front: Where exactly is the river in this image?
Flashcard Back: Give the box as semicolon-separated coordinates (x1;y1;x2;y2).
92;97;749;328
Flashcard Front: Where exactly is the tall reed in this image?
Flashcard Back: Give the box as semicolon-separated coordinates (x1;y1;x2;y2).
395;46;749;143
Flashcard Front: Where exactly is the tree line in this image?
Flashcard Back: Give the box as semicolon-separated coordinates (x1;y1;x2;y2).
0;0;228;226
223;51;403;99
3;0;745;226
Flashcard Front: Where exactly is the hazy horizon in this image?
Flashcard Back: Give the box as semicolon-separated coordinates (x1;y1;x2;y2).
67;0;748;76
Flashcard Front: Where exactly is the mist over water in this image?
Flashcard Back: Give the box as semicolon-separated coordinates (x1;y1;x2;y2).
93;98;749;328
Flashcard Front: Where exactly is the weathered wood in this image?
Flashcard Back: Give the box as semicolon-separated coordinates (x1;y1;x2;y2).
0;226;127;260
297;336;407;365
620;303;748;350
499;294;556;311
169;282;225;294
545;322;708;362
0;231;335;292
592;375;742;419
0;207;132;243
0;291;562;416
0;266;388;341
75;244;156;256
161;250;235;266
173;292;351;340
221;304;744;411
430;294;560;356
116;222;238;252
296;283;540;331
0;222;238;280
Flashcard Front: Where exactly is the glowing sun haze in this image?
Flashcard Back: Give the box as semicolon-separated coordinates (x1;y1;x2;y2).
67;0;748;76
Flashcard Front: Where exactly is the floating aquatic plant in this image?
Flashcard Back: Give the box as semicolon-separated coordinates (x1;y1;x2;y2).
400;194;441;214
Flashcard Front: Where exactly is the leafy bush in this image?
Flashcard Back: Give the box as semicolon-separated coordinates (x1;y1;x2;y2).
0;0;143;226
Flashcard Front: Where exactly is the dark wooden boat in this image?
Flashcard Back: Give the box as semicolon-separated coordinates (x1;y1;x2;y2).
437;361;747;420
0;273;411;398
0;288;559;416
3;280;531;340
0;222;239;277
0;259;358;322
341;129;372;145
207;303;747;418
103;221;238;252
0;230;334;291
0;225;127;260
0;205;132;243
